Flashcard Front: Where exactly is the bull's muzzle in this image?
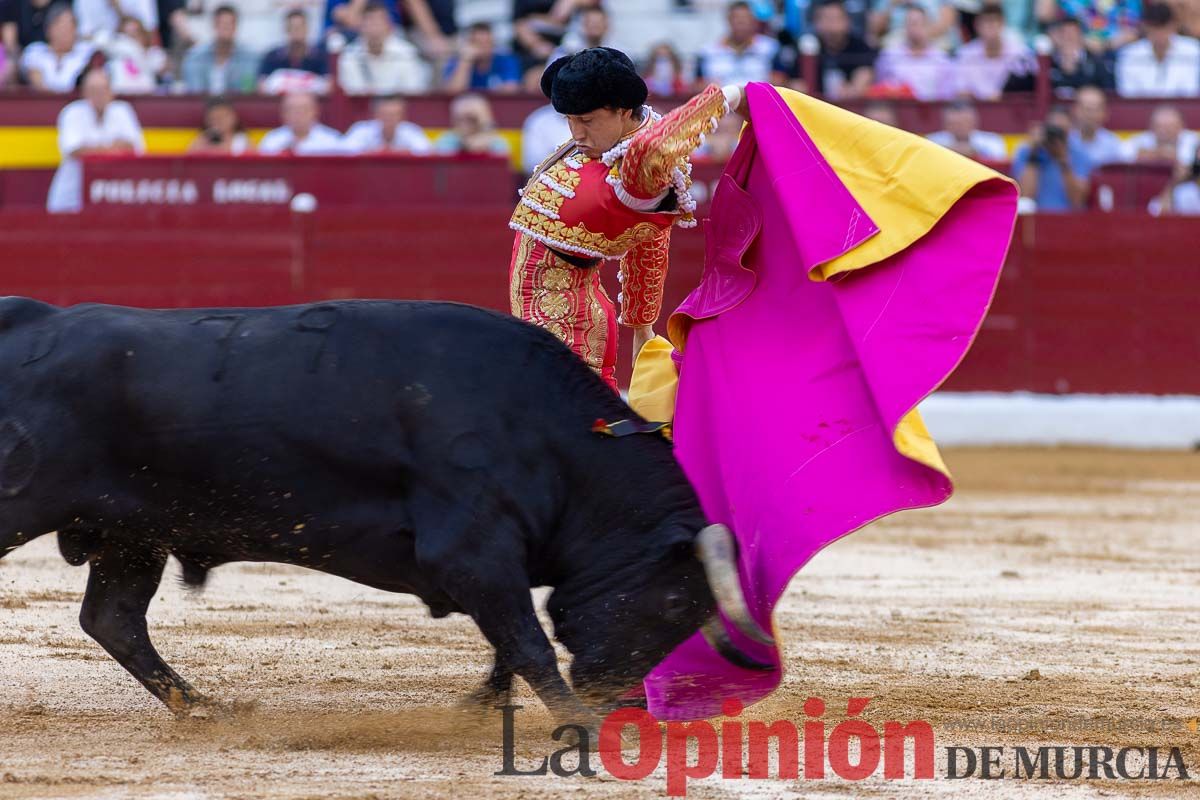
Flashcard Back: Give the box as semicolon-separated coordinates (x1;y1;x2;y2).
695;524;775;671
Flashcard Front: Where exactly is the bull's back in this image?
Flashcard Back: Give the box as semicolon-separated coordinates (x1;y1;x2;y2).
10;299;626;487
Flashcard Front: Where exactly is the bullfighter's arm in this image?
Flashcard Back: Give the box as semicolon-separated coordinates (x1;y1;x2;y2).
612;83;740;211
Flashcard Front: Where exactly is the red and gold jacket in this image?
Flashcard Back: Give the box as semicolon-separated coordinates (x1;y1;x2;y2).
509;84;731;327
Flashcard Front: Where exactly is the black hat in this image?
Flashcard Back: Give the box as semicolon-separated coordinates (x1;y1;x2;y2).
541;47;648;115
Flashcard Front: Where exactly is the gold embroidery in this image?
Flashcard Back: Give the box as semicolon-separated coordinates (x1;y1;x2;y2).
540;266;573;290
509;233;535;317
511;201;667;258
538;291;571;320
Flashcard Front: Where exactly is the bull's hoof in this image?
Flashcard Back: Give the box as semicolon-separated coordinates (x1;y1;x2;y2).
455;685;511;714
174;698;257;722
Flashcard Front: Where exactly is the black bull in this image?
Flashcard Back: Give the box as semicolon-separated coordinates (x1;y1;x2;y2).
0;297;771;724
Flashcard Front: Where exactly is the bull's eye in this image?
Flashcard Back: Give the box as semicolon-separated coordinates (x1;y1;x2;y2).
663;591;692;621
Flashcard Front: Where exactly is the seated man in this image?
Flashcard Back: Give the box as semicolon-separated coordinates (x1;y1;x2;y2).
873;4;955;100
341;95;432;153
257;92;345;155
443;21;521;92
48;67;144;213
1069;85;1127;166
1011;106;1092;212
180;5;259;94
1125;104;1199;165
927;101;1007;161
771;0;876;99
952;3;1036;100
336;1;430;95
259;9;329;94
1115;3;1200;97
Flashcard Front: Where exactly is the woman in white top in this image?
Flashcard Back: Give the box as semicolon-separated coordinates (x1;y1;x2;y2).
48;67;145;212
103;15;167;95
187;97;249;156
20;5;96;92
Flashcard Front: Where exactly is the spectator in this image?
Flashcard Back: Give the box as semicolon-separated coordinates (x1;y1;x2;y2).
873;4;955;99
1047;16;1115;93
258;91;345;155
696;1;780;86
75;0;157;42
1116;3;1200;96
187;96;248;154
1012;106;1093;211
1037;0;1140;53
20;4;96;92
337;1;429;95
1149;144;1200;213
433;93;511;156
870;0;957;50
512;0;581;74
443;21;521;92
259;10;329;95
862;99;898;125
1070;85;1128;165
2;0;56;64
927;101;1008;160
180;5;258;94
773;0;877;98
48;66;144;212
520;101;571;174
326;0;450;60
642;42;689;96
342;94;432;153
103;15;165;94
1125;104;1200;163
548;4;609;61
953;3;1036;100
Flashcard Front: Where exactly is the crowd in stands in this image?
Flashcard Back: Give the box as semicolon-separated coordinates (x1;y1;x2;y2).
3;0;1198;215
1;0;1199;98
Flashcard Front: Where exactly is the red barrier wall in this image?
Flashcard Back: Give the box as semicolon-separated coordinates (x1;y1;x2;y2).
0;209;1195;395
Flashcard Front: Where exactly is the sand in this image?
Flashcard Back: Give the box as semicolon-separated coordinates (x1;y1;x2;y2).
0;447;1197;799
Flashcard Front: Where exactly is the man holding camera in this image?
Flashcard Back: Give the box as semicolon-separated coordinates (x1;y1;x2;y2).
1011;106;1093;212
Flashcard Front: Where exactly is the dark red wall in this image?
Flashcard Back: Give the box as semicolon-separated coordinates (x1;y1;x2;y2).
0;208;1194;394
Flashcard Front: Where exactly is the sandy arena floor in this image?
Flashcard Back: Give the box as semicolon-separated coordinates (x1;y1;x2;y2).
0;447;1197;799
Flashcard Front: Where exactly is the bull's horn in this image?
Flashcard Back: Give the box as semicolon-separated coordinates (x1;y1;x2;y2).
700;615;774;671
696;524;775;646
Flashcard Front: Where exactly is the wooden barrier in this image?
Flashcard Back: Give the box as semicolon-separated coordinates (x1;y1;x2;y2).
0;208;1194;394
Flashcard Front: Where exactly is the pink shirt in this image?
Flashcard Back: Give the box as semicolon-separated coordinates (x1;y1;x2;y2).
875;44;956;101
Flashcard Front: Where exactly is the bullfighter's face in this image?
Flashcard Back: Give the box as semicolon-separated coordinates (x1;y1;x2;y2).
565;106;639;160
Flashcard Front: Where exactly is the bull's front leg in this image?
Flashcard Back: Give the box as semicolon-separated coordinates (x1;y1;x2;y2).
79;543;207;715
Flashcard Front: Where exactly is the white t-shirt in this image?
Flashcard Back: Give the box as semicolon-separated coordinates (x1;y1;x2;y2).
20;41;97;93
257;124;346;155
48;98;145;213
341;120;432;154
927;130;1008;161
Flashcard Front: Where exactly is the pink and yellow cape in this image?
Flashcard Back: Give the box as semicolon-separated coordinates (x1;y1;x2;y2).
632;84;1019;720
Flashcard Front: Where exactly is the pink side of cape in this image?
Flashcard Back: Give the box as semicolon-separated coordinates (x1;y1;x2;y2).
644;83;1018;720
